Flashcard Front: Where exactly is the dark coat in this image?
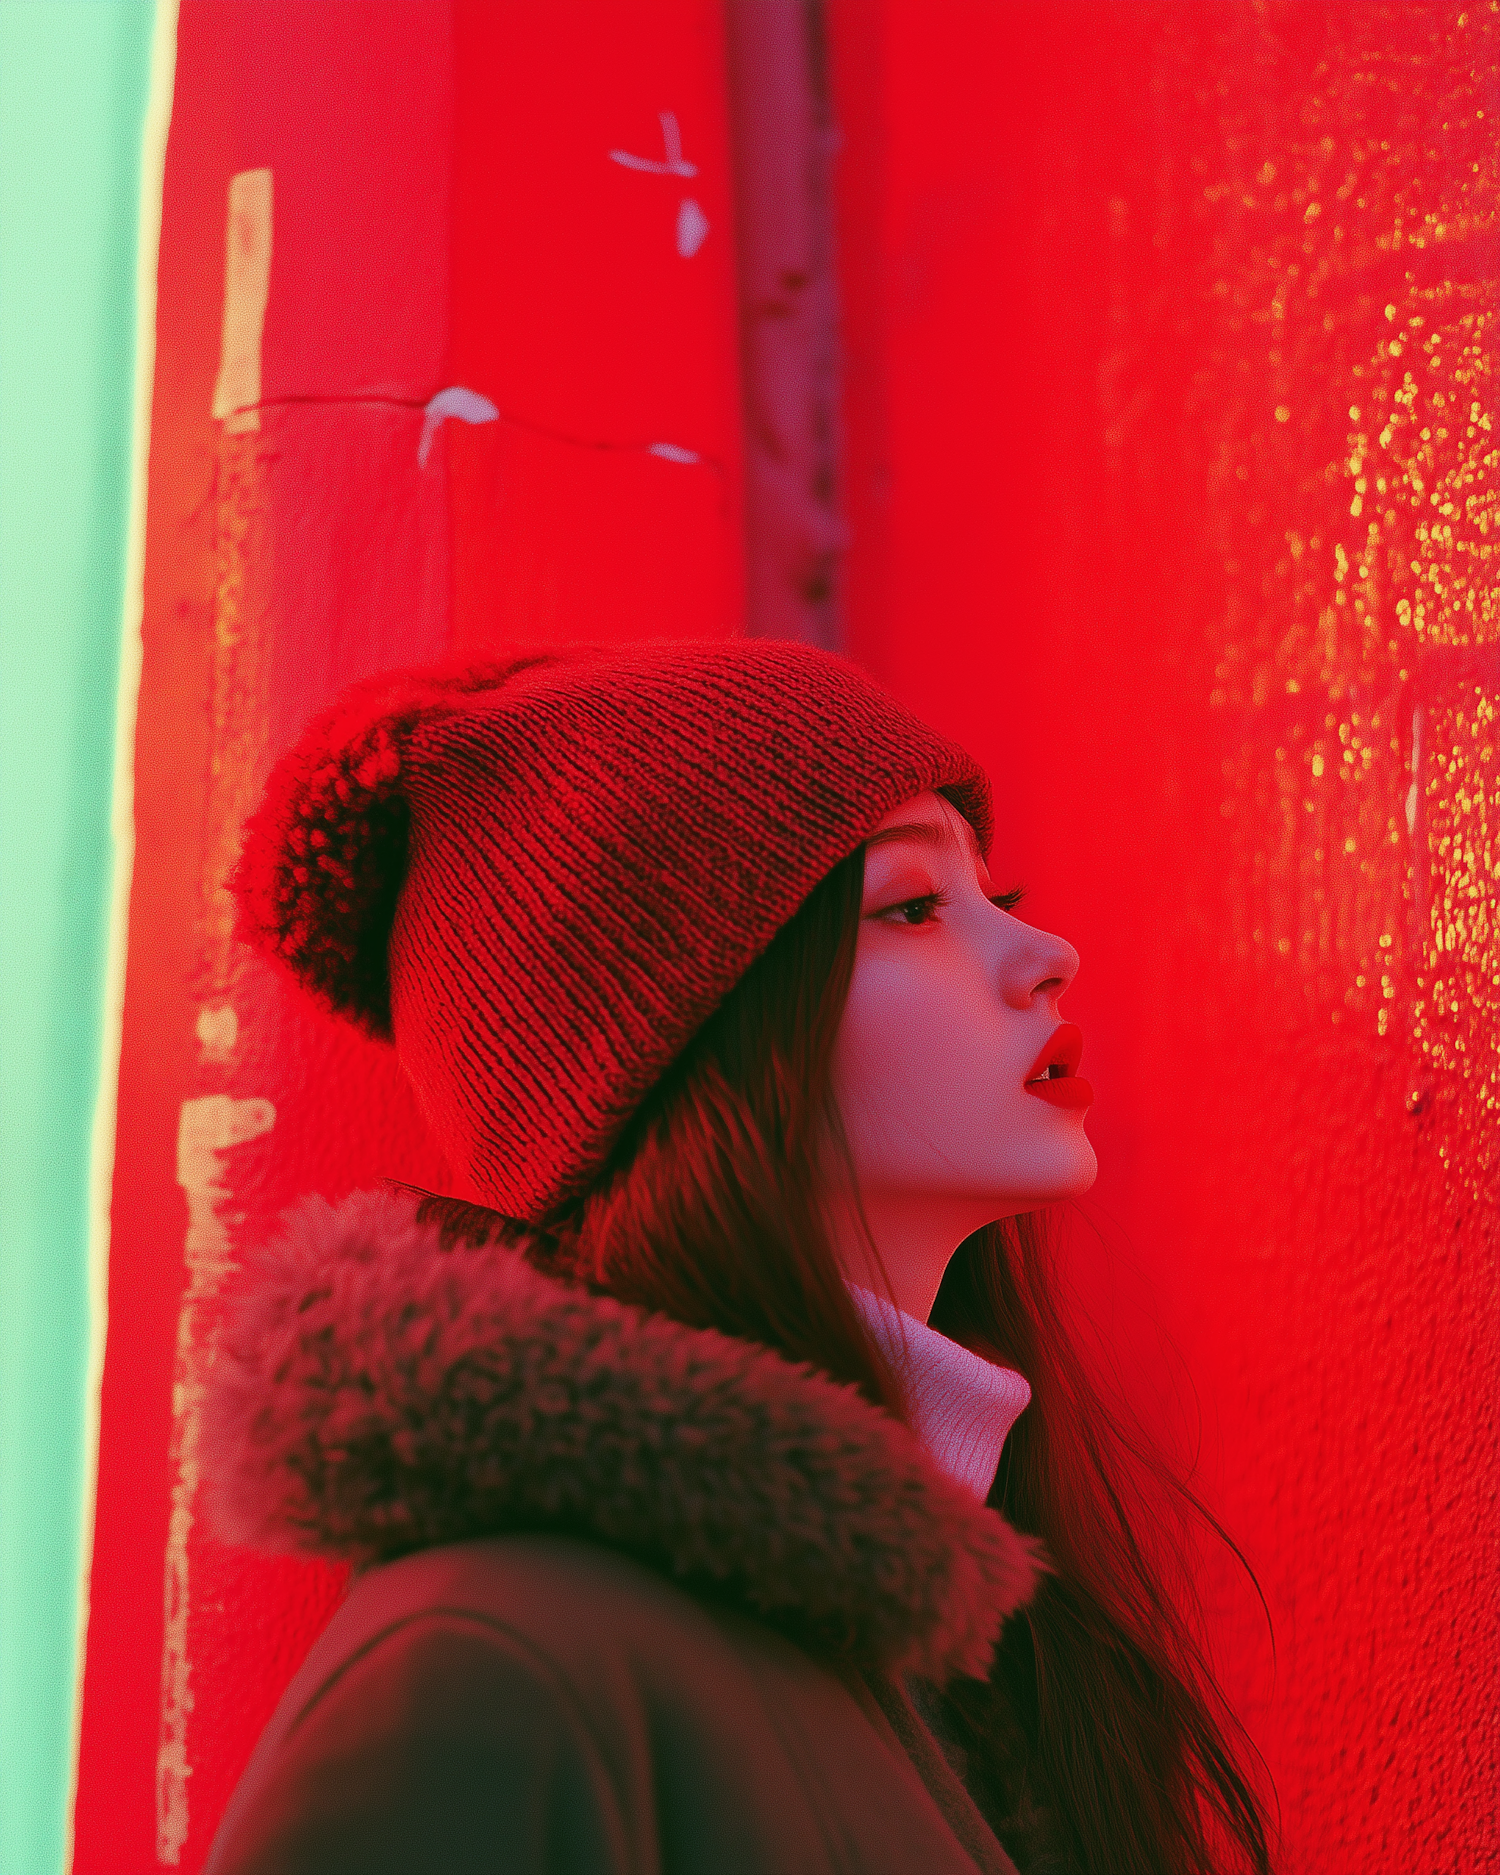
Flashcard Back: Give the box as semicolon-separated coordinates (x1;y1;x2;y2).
202;1188;1066;1875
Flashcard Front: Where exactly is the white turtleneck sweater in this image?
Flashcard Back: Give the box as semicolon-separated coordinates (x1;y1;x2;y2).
846;1284;1032;1503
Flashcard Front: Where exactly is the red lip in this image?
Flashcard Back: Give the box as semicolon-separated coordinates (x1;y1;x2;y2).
1022;1022;1092;1109
1023;1022;1083;1083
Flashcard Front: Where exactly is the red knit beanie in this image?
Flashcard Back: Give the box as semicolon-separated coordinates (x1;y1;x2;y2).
232;638;992;1221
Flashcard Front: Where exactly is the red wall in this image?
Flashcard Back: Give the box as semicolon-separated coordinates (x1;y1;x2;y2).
75;4;1495;1869
74;8;458;1868
446;0;744;659
74;5;743;1868
831;5;1496;1868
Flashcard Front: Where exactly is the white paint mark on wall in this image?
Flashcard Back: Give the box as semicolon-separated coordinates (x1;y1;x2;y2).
609;109;697;177
155;1094;275;1865
675;198;710;258
647;442;702;465
417;384;499;468
608;114;708;257
195;1005;238;1061
210;169;272;433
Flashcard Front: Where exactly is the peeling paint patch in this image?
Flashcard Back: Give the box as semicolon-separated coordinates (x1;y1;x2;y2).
155;1094;275;1864
194;1005;237;1062
647;441;701;464
608;110;697;177
209;170;271;433
418;384;499;467
676;197;710;257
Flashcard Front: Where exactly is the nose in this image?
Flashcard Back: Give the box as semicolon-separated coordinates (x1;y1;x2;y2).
1000;923;1080;1011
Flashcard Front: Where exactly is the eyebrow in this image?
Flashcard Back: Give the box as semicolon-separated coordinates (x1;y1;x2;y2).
865;818;982;864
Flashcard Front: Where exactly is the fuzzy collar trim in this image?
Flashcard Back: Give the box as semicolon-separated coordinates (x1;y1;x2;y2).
202;1187;1043;1683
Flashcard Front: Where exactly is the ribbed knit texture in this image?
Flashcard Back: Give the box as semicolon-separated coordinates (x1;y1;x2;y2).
847;1286;1033;1503
233;638;992;1221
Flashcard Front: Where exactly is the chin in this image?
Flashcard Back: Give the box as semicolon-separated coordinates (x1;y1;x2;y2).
1057;1137;1100;1196
1062;1129;1099;1187
1002;1134;1098;1204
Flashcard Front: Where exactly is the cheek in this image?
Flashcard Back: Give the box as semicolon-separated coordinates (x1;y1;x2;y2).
831;952;1000;1131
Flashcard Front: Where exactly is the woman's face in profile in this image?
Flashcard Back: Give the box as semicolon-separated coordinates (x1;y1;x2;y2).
828;789;1097;1307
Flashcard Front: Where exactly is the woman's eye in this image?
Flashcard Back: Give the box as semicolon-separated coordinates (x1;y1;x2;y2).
878;888;953;926
874;885;1025;926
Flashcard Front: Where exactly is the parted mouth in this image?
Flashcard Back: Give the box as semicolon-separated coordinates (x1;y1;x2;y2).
1023;1022;1084;1085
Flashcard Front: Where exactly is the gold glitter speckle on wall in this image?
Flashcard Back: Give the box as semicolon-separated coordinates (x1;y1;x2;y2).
1181;1;1497;1201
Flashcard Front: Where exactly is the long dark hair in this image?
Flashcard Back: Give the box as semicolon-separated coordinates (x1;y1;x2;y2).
420;834;1276;1875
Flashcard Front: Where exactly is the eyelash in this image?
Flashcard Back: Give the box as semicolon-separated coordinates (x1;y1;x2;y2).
880;885;1026;927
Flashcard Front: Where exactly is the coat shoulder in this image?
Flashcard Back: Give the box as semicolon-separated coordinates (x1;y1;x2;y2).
325;1532;746;1663
209;1534;1019;1875
282;1531;899;1780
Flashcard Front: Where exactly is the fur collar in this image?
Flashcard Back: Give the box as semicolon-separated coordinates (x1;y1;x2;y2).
202;1187;1042;1683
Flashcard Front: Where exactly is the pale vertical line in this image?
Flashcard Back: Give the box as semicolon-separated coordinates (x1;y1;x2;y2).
152;158;276;1866
210;169;273;432
156;1096;276;1865
65;1;180;1870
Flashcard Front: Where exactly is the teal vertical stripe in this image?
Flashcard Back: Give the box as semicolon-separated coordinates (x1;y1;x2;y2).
0;5;157;1872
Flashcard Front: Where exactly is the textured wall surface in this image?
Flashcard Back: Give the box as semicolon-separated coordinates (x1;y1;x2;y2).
829;4;1496;1867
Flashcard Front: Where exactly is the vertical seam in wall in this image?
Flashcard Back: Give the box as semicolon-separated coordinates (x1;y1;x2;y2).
725;0;844;650
66;1;180;1868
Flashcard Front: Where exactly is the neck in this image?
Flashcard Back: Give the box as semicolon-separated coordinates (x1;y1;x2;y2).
846;1283;1032;1503
825;1189;1003;1323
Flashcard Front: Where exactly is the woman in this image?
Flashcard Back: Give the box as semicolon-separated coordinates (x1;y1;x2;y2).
203;638;1273;1875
